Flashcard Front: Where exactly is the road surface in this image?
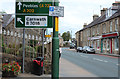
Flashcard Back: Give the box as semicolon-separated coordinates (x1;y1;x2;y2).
59;48;118;77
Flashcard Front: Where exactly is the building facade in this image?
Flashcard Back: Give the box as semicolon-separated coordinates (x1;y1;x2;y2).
76;2;120;55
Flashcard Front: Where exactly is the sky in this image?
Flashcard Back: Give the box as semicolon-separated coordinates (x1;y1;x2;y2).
0;0;118;37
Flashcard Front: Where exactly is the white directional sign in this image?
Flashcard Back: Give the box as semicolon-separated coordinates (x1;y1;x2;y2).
17;2;22;10
49;6;64;17
17;18;24;24
25;16;47;26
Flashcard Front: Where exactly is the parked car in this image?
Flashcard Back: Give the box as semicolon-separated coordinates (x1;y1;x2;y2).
76;47;83;52
70;43;75;49
83;46;95;54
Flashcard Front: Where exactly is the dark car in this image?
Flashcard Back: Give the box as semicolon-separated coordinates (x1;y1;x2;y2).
76;47;83;52
83;46;95;54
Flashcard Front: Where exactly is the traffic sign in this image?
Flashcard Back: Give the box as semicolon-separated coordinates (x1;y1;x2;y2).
16;2;53;14
49;6;64;17
45;35;51;37
15;15;53;28
15;0;54;28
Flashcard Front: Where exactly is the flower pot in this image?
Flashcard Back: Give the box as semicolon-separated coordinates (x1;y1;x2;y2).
2;71;17;77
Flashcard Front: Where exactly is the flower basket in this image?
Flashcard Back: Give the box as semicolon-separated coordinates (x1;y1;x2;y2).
2;71;17;77
2;61;21;77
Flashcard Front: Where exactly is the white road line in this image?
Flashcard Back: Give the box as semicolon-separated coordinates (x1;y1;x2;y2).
93;58;108;63
103;60;108;63
80;55;88;58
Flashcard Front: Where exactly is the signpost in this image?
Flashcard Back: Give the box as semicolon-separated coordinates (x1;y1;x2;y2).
15;1;54;28
15;0;64;78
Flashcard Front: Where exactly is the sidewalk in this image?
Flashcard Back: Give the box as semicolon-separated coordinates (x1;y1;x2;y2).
59;58;97;77
18;73;51;77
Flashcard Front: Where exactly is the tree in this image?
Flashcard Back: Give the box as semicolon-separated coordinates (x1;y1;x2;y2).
62;31;71;41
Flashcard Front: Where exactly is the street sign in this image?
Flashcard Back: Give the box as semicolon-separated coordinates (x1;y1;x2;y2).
16;15;53;28
45;35;51;37
15;1;54;28
49;6;64;17
16;2;53;14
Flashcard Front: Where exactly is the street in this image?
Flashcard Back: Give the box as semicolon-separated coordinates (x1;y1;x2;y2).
60;48;118;77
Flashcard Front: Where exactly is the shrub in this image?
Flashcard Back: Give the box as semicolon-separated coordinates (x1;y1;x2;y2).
17;45;37;58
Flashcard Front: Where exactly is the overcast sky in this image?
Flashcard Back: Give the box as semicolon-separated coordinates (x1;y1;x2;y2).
0;0;118;37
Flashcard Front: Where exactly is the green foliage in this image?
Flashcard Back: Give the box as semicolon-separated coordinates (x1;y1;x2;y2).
17;45;37;58
28;40;38;47
35;45;47;56
62;31;71;41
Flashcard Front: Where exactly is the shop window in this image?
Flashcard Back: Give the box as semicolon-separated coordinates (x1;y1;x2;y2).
115;38;119;50
103;40;106;50
107;39;110;50
97;40;100;50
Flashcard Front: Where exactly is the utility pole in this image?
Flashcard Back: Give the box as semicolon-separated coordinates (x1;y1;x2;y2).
52;1;59;78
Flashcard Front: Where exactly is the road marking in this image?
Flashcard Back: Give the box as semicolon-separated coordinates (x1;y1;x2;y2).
93;58;108;63
103;60;108;63
80;55;88;58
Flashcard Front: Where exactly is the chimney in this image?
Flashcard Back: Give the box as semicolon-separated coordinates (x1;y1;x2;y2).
101;8;107;16
83;23;87;28
93;14;99;21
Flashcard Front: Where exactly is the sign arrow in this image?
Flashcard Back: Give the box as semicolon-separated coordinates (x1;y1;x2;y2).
17;18;24;24
17;2;22;10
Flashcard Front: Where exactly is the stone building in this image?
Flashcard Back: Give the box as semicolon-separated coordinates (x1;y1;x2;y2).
75;1;120;55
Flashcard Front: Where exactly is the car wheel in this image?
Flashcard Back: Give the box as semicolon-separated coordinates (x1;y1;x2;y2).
86;51;87;54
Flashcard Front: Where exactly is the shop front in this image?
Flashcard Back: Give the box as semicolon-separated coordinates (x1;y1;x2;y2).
101;32;119;54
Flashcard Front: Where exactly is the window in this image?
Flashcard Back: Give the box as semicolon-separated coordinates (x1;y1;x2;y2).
32;35;34;40
110;21;112;32
11;31;13;36
93;28;95;35
29;35;31;39
4;30;6;35
107;39;110;50
18;33;21;37
36;36;38;40
25;34;27;38
103;24;106;33
14;32;17;37
115;38;119;50
7;30;10;35
97;40;100;49
115;19;118;31
97;25;99;34
103;40;106;50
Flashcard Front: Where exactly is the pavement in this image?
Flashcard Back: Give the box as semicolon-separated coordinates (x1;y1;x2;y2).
59;58;97;77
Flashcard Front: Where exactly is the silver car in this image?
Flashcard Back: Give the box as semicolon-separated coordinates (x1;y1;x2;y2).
83;46;95;54
76;47;83;52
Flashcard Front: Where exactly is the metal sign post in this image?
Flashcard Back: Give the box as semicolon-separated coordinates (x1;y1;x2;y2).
22;28;25;73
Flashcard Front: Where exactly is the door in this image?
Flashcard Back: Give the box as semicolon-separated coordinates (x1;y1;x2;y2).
110;39;112;54
101;39;103;53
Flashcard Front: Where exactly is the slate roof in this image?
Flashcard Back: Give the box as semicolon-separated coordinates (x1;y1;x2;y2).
2;14;13;27
79;8;120;32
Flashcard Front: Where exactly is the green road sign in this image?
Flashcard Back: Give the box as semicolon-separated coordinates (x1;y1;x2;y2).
16;2;53;14
15;1;54;28
15;15;53;28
